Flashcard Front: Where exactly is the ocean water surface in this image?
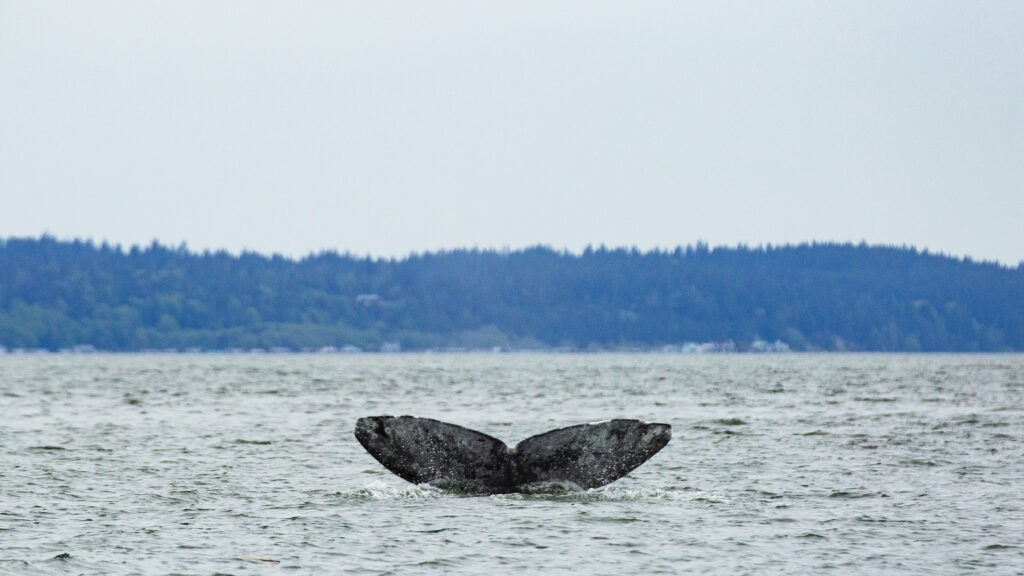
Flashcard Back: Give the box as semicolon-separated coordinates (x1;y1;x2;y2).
1;353;1022;575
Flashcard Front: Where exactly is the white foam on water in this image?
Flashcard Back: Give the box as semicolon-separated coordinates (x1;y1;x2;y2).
345;480;446;500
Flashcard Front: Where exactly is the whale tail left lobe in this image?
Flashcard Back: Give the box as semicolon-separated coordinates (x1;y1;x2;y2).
354;416;517;492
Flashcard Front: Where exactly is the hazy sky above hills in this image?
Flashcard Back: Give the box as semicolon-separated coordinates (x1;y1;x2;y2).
2;1;1022;264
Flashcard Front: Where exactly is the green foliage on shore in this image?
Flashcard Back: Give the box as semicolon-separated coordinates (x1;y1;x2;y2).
1;236;1021;351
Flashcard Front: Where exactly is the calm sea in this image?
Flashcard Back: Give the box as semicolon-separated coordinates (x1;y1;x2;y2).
1;354;1022;575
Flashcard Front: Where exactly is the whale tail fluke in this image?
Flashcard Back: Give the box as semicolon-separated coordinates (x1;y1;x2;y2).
354;416;671;494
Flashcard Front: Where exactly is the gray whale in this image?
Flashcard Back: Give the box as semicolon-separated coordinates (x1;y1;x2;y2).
354;416;671;494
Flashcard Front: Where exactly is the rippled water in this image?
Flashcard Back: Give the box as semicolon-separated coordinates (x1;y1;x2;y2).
2;354;1022;575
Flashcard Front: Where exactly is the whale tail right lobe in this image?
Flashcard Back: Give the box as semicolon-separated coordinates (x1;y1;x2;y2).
354;416;671;493
513;419;672;490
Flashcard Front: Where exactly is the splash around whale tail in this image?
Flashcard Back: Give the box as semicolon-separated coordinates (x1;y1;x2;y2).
354;416;671;494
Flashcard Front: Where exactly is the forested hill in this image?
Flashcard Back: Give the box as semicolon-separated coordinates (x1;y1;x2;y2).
1;236;1021;352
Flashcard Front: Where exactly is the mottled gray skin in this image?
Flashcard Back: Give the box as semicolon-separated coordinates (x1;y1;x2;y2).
353;416;516;492
513;419;672;489
354;416;671;494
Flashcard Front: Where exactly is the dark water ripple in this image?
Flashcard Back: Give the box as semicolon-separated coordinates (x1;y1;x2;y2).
1;354;1022;574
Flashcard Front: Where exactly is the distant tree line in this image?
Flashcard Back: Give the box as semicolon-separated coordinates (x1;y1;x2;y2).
1;236;1021;352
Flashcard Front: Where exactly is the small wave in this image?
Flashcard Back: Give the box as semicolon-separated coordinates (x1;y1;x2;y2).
341;481;446;500
904;458;940;467
571;485;731;503
414;527;449;534
517;480;585;495
830;490;888;500
338;481;716;503
235;556;281;563
715;418;747;426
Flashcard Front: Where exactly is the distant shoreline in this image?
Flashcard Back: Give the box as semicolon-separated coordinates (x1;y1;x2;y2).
3;237;1022;353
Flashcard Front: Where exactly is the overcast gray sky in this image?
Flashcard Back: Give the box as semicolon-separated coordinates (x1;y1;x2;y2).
2;1;1022;264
